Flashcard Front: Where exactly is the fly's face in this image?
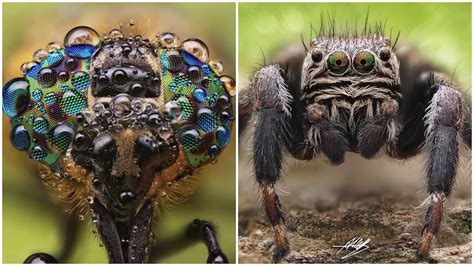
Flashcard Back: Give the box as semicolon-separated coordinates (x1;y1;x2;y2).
3;26;234;263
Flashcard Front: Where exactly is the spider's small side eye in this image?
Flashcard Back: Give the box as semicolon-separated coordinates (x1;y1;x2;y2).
311;50;323;63
327;51;349;75
378;48;391;61
353;51;375;74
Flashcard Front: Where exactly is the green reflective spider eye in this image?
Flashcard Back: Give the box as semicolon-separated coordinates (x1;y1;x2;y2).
327;51;349;75
353;50;375;74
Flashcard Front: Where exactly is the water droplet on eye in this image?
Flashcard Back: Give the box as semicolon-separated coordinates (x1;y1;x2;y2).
33;49;49;62
2;77;30;118
156;32;180;48
108;29;124;39
164;101;182;120
48;124;75;154
46;42;63;52
33;116;49;133
183;39;209;62
220;75;236;96
158;127;171;140
112;69;128;85
64;26;100;59
10;125;30;151
38;67;58;88
209;60;224;75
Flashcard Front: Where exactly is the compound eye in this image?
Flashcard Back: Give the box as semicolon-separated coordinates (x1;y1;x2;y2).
327;51;349;75
311;50;323;63
353;50;375;74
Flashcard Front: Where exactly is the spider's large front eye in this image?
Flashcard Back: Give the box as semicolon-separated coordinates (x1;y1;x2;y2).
327;51;349;75
353;51;375;74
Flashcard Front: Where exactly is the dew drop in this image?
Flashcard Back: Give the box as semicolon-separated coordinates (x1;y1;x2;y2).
108;29;124;39
158;127;171;140
33;49;49;62
64;26;100;58
46;42;63;52
220;75;236;96
156;32;180;48
183;39;209;62
209;60;224;75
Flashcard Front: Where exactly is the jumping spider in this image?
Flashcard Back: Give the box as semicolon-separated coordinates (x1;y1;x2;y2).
239;24;471;261
3;26;234;263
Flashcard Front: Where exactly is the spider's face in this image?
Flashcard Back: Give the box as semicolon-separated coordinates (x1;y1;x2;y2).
302;36;401;92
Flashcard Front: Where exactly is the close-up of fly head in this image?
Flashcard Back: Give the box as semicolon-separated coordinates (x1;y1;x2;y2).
3;23;234;263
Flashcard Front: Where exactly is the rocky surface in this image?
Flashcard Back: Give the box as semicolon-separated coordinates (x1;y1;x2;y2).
238;149;472;263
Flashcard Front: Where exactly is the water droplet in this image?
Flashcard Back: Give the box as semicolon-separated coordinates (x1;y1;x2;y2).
3;78;30;118
112;94;132;118
10;125;30;151
92;102;105;113
78;214;84;221
33;49;49;62
87;196;94;204
220;75;236;96
156;32;180;48
46;42;63;52
108;29;124;39
129;19;136;27
132;225;138;233
209;60;224;75
131;98;145;113
160;191;167;197
64;26;100;58
48;124;74;154
183;39;209;62
158;127;171;140
164;101;182;120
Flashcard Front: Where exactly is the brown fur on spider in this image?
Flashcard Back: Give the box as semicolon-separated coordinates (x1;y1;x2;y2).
239;19;471;262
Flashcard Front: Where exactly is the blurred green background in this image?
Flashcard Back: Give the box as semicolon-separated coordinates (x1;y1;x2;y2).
239;2;471;90
3;3;236;263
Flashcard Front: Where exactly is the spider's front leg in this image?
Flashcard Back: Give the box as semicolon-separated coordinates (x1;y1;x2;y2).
240;64;305;260
417;73;469;260
389;62;470;260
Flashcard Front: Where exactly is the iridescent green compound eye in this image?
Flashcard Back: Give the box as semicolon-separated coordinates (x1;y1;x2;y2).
327;51;349;75
353;50;375;74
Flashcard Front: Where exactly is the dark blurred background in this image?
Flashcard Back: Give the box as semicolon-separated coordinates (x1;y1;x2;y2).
3;3;236;263
238;2;471;227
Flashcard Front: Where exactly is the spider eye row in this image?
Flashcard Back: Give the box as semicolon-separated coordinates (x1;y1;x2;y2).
311;48;391;75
